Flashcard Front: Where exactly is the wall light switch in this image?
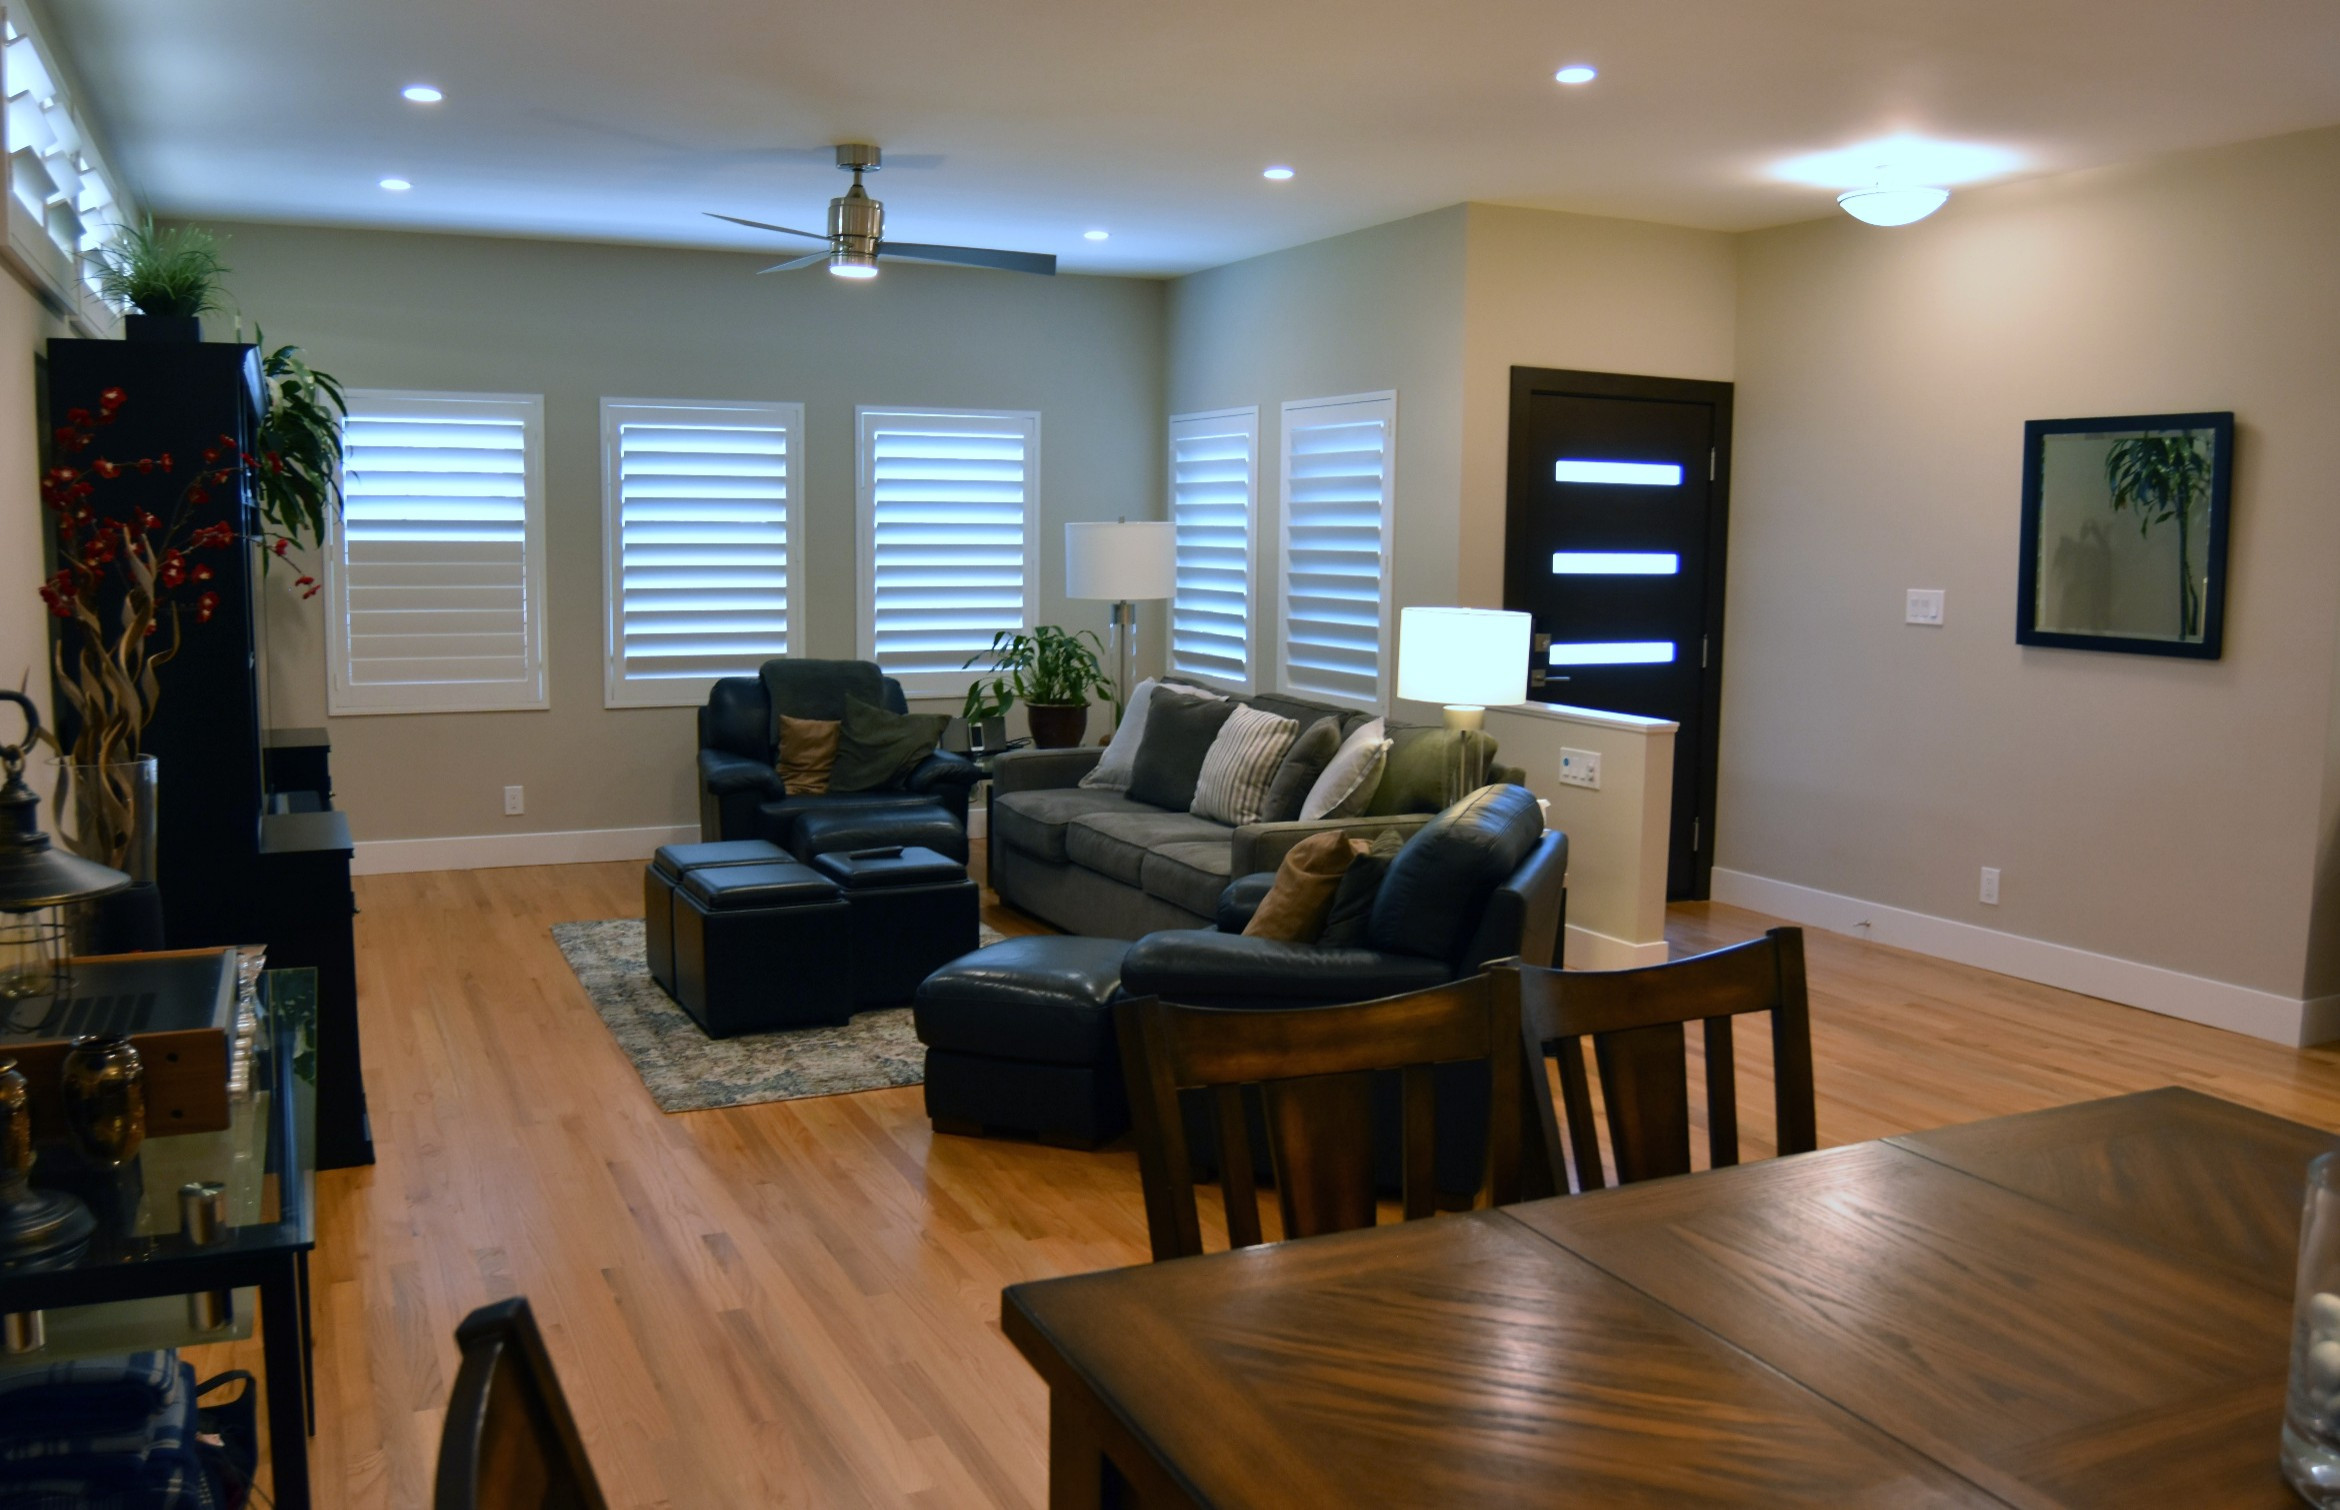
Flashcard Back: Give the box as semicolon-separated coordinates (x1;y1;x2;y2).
504;785;525;816
1906;588;1946;626
1557;748;1601;790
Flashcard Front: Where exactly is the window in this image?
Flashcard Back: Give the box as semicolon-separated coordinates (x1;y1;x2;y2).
3;14;128;334
1277;392;1396;710
856;407;1040;698
601;398;800;707
1168;407;1258;692
327;391;547;715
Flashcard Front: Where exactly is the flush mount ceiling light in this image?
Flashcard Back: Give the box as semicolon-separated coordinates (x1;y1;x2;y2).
1262;165;1295;181
1836;185;1951;225
1553;65;1597;85
400;84;443;103
1772;133;2020;227
1083;229;1109;241
378;177;412;192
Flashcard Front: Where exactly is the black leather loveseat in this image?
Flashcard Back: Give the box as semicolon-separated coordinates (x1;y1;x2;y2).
697;659;983;860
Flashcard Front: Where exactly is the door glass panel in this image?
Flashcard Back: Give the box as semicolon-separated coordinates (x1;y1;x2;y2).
1553;459;1683;486
1546;640;1676;665
1551;551;1680;575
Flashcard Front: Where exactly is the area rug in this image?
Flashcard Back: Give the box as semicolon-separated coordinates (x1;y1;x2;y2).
551;918;1004;1113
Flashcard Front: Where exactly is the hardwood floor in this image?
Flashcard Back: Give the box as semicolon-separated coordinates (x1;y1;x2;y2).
193;862;2340;1508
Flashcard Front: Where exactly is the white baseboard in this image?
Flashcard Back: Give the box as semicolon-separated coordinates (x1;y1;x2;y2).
1711;867;2330;1047
1565;924;1669;972
353;824;698;876
967;806;988;841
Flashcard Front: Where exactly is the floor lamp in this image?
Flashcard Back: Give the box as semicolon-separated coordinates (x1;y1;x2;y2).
1066;521;1175;726
1396;607;1533;805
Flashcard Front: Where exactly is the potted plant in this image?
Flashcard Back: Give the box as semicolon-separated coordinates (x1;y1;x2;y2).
85;218;229;342
962;626;1115;748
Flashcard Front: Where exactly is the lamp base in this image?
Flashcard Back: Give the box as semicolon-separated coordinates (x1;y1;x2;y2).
1441;705;1490;808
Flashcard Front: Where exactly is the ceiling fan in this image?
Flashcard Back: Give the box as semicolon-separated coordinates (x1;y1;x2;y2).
707;144;1056;279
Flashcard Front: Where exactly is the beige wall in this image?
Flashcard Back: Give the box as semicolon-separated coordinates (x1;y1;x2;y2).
213;222;1164;842
1722;126;2340;1002
0;273;64;797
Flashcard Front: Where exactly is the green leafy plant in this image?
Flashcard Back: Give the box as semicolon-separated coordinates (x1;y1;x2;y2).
960;626;1114;724
250;331;348;561
86;218;230;318
2104;433;2213;637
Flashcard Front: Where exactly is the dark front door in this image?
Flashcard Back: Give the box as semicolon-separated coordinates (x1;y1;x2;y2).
1504;368;1732;900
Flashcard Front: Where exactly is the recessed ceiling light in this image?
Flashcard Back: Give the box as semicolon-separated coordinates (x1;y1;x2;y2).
1554;65;1597;85
1262;165;1295;181
401;84;443;103
1083;229;1110;242
379;177;412;192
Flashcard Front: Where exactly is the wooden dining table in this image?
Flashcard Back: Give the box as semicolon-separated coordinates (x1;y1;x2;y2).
1002;1087;2338;1508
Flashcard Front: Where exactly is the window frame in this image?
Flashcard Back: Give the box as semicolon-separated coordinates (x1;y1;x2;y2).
600;396;803;709
1276;390;1398;713
326;388;549;716
1166;405;1260;695
854;405;1043;700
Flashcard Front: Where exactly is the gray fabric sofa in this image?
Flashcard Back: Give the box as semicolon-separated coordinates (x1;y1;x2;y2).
985;683;1525;938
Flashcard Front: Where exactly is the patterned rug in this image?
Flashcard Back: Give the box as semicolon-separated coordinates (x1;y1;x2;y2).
551;918;1005;1113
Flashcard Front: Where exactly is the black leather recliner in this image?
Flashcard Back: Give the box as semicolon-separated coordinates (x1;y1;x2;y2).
697;659;982;859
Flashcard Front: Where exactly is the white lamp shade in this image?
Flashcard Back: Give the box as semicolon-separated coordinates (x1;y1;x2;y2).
1065;521;1175;601
1397;607;1531;708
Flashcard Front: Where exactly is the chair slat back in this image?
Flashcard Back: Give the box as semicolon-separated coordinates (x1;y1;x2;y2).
1116;976;1524;1261
1500;928;1815;1193
435;1297;609;1510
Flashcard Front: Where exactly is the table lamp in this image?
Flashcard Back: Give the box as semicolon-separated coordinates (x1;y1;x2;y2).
1065;520;1175;724
1396;607;1532;804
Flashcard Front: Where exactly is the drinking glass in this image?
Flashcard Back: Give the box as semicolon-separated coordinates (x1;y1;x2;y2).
2284;1152;2340;1503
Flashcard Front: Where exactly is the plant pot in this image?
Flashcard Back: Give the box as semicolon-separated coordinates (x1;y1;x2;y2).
1025;703;1090;750
123;314;200;343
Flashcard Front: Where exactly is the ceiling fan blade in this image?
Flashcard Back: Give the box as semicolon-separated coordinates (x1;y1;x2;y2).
878;241;1057;276
757;252;829;274
704;211;828;241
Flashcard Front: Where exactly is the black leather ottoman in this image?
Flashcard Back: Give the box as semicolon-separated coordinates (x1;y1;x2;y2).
644;839;789;995
913;936;1133;1148
671;861;854;1038
792;802;968;866
811;846;981;1006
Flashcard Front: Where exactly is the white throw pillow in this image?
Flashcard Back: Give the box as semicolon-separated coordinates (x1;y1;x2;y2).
1300;717;1390;821
1189;705;1301;826
1079;679;1225;791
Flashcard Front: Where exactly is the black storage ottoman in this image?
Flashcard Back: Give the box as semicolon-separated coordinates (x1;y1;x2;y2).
671;861;853;1038
811;846;980;1006
913;936;1133;1148
792;802;968;865
644;839;789;995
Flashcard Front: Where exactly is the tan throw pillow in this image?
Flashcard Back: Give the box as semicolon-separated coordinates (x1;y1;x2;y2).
778;715;841;795
1241;829;1361;942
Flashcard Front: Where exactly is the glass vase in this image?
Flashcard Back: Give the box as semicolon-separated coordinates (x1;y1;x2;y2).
55;757;157;884
2283;1151;2340;1503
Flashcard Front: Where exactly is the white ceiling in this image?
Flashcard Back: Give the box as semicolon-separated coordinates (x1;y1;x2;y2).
38;0;2340;278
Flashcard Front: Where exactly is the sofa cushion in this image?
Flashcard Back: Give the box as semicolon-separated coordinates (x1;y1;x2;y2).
913;935;1133;1065
1302;719;1390;821
831;697;949;793
778;715;841;795
1260;716;1342;823
1241;829;1358;941
1369;784;1546;966
1190;705;1300;826
1065;809;1232;886
1140;841;1238;919
1129;694;1238;812
991;788;1153;863
1364;725;1501;816
1080;679;1225;792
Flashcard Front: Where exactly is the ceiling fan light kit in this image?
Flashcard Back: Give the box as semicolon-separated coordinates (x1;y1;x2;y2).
708;142;1057;281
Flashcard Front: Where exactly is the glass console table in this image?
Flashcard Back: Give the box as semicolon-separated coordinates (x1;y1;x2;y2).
0;967;319;1508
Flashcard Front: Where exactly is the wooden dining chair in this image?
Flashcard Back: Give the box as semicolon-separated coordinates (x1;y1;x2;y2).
434;1296;610;1510
1114;975;1525;1262
1497;927;1816;1196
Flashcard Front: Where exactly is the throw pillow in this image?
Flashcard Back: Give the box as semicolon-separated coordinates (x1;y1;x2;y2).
1128;694;1238;812
1259;716;1342;823
1317;828;1409;948
1300;717;1390;821
1364;725;1501;816
777;715;841;796
1190;706;1301;826
828;697;949;793
1241;829;1360;942
1079;679;1224;791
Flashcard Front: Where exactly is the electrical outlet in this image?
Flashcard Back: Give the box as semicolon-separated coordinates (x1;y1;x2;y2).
504;785;525;816
1906;588;1945;626
1556;747;1601;790
1979;866;2000;905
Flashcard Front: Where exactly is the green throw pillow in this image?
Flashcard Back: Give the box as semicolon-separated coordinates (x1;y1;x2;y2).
1364;726;1500;816
1318;829;1409;949
829;697;949;793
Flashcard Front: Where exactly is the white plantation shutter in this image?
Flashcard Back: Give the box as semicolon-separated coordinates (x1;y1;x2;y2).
1278;392;1396;710
1168;408;1258;692
327;391;547;714
601;399;799;707
856;408;1041;697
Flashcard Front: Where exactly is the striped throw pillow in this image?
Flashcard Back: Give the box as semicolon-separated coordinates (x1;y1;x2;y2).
1189;705;1302;826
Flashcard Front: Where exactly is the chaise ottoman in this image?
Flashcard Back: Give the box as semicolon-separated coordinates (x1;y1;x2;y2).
670;861;854;1038
913;936;1133;1148
811;846;981;1006
643;839;790;995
